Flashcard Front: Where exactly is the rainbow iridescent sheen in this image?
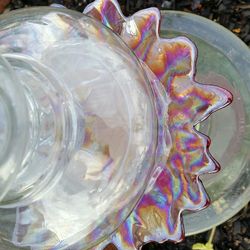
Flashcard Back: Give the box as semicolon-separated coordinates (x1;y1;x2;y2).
84;1;233;249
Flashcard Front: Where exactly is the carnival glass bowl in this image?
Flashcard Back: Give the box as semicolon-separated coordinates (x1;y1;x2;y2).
0;2;235;250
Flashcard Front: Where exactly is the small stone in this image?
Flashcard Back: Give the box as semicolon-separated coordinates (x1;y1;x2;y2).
49;0;64;5
10;0;24;9
161;1;172;9
233;221;241;234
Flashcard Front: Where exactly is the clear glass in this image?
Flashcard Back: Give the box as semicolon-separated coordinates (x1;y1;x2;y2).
0;56;29;203
0;7;157;249
160;10;250;235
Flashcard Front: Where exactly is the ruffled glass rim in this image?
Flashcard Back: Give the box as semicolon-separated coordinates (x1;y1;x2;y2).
82;0;233;249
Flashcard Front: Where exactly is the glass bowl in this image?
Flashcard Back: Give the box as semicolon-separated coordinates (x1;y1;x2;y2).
0;3;238;249
160;10;250;235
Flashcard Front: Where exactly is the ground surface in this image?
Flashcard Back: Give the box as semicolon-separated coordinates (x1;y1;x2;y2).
0;1;249;250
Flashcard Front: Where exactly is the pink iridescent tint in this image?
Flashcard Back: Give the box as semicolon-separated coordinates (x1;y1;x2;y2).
84;1;232;249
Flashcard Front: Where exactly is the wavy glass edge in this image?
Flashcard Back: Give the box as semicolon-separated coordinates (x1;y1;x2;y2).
159;10;250;236
83;1;233;249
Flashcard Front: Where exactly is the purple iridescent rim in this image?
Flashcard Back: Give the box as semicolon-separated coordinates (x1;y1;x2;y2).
83;1;233;249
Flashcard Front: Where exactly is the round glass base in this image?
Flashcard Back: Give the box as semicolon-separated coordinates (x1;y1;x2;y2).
160;10;250;235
